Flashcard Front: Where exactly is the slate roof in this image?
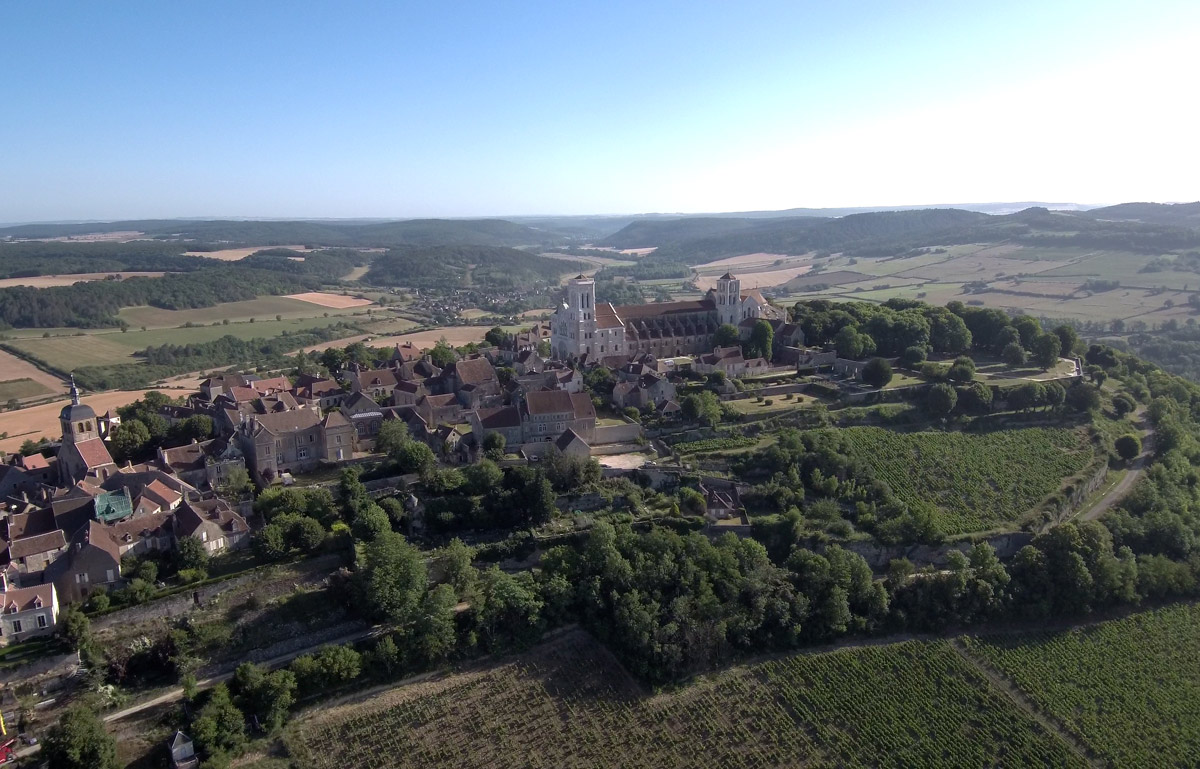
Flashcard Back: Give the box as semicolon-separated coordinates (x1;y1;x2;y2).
477;406;521;429
554;428;588;452
570;392;597;420
525;389;575;416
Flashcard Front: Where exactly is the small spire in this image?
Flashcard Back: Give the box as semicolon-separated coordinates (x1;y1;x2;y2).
69;374;80;406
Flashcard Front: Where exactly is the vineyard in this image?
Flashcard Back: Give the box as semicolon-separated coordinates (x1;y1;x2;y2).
673;435;758;454
841;426;1091;534
962;603;1200;767
285;631;1081;768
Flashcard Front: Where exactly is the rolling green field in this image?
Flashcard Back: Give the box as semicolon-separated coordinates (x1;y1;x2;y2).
285;632;1082;769
964;603;1200;767
841;426;1093;534
0;378;53;401
8;316;360;369
117;296;363;328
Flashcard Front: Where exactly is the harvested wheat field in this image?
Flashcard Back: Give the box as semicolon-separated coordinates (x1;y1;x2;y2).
304;325;526;354
285;292;374;309
0;272;171;289
185;245;313;261
701;252;803;268
0;388;194;454
694;265;812;291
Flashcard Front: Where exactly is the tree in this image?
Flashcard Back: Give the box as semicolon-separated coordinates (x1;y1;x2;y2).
713;323;740;348
58;605;91;651
176;535;209;572
925;382;958;416
375;419;411;456
1008;382;1045;412
356;531;428;625
253;523;289;561
414;583;458;663
681;391;721;426
900;345;927;368
437;538;479;602
1115;434;1142;461
1066;383;1102;413
4;398;18;411
1044;381;1066;411
352;503;391;542
218;465;252;498
191;684;246;757
42;703;119;769
394;441;436;475
482;432;506;459
945;355;976;383
463;458;503;495
958;381;993;414
1001;342;1026;368
1053;324;1079;356
429;340;456;368
749;319;774;361
471;566;544;652
1013;315;1042;348
834;326;865;360
1031;333;1062;370
109;419;151;462
232;663;296;733
484;326;509;347
1112;393;1136;417
862;358;893;389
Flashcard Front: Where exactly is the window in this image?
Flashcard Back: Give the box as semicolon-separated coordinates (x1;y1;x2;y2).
11;620;20;634
309;434;315;443
298;447;309;460
336;435;343;444
106;570;114;582
275;440;282;449
201;531;208;542
36;614;46;629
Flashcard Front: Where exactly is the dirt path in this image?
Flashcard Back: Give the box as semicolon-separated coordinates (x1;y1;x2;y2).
1078;411;1155;522
13;626;382;761
949;638;1101;768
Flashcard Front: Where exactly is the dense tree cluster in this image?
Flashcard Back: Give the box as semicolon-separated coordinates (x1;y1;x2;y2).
365;245;584;290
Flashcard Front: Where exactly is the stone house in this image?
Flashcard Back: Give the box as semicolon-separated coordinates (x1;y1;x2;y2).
342;392;384;450
833;358;867;380
417;394;463;428
520;390;596;443
553;428;591;458
48;520;124;603
351;369;399;403
174;498;249;554
0;579;58;646
291;375;347;411
468;406;524;448
156;438;246;491
2;530;67;579
235;408;355;482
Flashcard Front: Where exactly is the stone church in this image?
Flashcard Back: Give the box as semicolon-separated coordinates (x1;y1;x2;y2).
550;273;784;361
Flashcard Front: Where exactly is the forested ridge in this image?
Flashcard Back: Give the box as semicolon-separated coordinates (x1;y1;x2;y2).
0;250;361;329
365;245;585;289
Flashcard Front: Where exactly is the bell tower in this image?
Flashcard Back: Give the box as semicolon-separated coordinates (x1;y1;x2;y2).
716;273;741;327
562;275;597;358
59;375;98;444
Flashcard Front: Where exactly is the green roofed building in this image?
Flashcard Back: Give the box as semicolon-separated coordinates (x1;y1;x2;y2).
94;489;133;523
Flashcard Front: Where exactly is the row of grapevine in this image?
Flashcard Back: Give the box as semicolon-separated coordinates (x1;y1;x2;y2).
964;603;1200;767
841;426;1091;533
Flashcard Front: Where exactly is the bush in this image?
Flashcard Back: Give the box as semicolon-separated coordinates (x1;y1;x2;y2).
901;345;927;368
862;358;893;389
1115;433;1142;461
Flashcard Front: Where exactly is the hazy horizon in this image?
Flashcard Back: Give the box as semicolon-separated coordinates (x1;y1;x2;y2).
3;1;1197;222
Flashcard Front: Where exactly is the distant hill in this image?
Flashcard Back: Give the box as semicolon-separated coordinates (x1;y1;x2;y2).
1080;202;1200;228
365;245;585;290
598;217;769;249
635;208;991;263
0;218;562;249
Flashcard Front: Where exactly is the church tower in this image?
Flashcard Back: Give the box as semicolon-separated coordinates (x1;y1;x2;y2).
554;275;598;359
716;273;741;327
59;375;97;444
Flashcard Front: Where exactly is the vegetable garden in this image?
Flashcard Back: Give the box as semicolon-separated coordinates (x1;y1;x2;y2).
841;426;1091;534
963;603;1200;767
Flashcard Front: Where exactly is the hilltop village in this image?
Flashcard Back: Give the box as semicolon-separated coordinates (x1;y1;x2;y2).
3;269;1193;769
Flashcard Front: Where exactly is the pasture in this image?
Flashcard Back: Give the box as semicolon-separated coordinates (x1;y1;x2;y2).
0;378;53;402
284;630;1081;769
117;296;361;328
8;316;361;370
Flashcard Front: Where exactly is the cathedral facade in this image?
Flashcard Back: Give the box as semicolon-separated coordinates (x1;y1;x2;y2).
550;273;783;361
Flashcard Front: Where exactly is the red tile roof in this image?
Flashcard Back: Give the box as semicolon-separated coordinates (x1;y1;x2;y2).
74;438;114;469
0;583;55;613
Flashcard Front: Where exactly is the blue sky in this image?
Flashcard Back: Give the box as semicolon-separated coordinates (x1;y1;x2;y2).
2;1;1197;221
